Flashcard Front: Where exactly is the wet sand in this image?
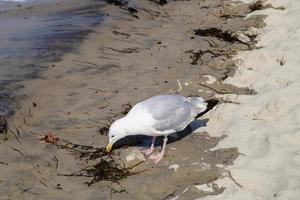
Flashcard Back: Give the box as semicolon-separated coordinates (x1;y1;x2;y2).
0;0;105;116
0;0;266;199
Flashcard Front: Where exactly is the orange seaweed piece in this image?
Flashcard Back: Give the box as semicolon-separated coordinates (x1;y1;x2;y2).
39;133;59;144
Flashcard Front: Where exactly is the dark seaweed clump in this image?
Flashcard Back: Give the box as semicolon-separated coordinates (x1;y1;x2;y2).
0;116;8;134
105;0;168;17
58;141;143;186
249;0;264;12
194;28;239;43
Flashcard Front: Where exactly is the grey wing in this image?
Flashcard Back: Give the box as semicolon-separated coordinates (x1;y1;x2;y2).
141;95;195;132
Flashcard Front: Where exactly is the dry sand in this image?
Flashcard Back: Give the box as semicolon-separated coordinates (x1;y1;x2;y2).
0;0;271;199
200;0;300;199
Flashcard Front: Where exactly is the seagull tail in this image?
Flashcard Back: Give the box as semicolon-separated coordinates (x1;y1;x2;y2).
194;98;219;119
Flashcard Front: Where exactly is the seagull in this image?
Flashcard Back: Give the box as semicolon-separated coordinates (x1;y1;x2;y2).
106;94;218;163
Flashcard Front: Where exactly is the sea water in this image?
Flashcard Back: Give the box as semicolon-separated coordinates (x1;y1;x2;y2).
0;0;105;116
0;0;28;11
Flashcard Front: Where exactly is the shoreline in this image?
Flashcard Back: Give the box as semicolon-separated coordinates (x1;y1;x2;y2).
0;0;106;116
0;0;283;199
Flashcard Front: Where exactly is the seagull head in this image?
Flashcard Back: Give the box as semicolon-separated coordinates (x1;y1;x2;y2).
106;118;128;152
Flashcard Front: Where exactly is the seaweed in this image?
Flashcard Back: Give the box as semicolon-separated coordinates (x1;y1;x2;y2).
105;0;168;18
113;31;130;37
149;0;168;6
249;1;264;12
106;0;139;18
0;116;8;134
220;14;245;19
97;125;110;136
249;1;285;12
57;141;144;186
108;47;140;54
61;157;142;186
194;28;239;43
194;28;254;49
186;49;232;65
162;190;177;200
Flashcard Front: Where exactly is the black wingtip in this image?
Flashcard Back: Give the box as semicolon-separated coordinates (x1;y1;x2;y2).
206;99;219;110
195;99;219;119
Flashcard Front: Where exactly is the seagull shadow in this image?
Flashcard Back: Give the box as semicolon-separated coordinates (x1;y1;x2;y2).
167;118;209;144
112;118;209;149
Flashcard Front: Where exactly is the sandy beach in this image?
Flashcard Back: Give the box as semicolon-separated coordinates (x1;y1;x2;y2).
201;0;300;199
1;0;299;199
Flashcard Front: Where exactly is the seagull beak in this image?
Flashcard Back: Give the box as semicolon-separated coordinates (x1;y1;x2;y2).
106;143;113;152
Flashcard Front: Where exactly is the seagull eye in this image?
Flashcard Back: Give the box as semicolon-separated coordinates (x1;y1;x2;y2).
111;135;115;138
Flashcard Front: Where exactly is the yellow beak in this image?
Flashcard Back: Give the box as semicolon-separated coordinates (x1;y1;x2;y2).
106;143;113;152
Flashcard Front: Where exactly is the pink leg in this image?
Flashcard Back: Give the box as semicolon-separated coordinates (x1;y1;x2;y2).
149;136;168;163
140;136;156;155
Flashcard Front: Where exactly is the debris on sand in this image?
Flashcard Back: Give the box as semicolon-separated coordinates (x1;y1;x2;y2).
194;28;246;45
38;133;59;144
249;0;285;12
186;49;233;65
97;125;110;136
63;157;143;186
57;141;144;186
0;116;8;134
106;0;138;17
168;164;179;172
249;0;264;12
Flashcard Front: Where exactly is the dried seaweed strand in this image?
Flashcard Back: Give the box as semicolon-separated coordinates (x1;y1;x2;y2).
57;141;144;186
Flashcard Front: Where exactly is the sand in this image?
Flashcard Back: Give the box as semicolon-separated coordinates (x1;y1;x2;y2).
199;0;300;199
0;0;290;199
